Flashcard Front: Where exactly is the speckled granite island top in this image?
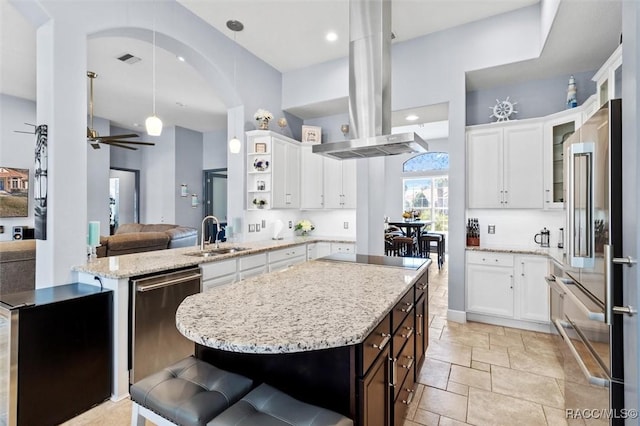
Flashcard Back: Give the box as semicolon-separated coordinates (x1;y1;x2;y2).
72;237;354;279
175;260;428;354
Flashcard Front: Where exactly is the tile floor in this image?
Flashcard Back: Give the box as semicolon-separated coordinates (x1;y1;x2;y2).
60;256;565;425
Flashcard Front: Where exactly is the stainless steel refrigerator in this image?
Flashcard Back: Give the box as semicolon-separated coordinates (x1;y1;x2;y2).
553;99;625;424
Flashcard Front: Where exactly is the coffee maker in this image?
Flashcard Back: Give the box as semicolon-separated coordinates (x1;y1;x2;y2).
534;227;550;247
557;227;564;249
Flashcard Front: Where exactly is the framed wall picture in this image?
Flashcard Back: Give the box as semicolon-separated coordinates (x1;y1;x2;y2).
301;125;322;144
255;142;267;153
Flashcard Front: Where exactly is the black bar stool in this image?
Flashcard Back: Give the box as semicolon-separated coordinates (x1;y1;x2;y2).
418;232;445;268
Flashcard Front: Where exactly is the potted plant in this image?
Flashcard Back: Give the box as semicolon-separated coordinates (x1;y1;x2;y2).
294;219;315;236
252;198;267;209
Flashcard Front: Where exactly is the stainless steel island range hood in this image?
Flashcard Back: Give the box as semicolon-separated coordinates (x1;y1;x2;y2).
312;0;428;160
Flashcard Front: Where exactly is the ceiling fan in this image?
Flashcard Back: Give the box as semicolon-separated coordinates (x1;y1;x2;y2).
87;71;155;150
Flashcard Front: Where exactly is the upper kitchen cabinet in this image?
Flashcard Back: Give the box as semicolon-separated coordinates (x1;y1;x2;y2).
592;44;622;109
300;146;356;210
467;121;544;209
246;131;300;210
542;109;582;209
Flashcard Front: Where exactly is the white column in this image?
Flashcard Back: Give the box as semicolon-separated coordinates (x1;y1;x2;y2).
227;105;246;241
35;18;88;287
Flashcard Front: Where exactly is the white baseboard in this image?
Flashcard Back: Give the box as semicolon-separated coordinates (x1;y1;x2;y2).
447;309;467;323
466;313;553;333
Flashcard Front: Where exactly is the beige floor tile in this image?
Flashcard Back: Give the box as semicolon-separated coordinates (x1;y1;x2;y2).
543;405;569;426
429;327;443;340
426;339;472;367
438;417;471;426
522;334;562;356
446;381;469;396
403;420;423;426
441;326;490;349
417;357;451;389
489;332;525;349
417;386;467;423
472;346;510;367
508;347;564;379
471;360;490;372
449;365;491;391
467;387;547;426
461;321;505;336
412;408;440;426
491;365;564;409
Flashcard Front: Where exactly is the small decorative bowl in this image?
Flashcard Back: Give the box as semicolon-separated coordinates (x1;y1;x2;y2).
253;159;269;172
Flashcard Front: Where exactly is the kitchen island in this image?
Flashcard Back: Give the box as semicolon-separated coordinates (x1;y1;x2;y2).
176;256;431;425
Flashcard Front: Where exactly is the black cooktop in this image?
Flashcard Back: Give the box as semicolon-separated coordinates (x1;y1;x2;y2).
318;253;429;270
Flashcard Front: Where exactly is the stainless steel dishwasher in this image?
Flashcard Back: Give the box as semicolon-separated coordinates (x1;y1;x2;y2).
130;266;202;384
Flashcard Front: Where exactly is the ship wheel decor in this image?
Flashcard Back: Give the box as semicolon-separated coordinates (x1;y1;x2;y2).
489;96;518;122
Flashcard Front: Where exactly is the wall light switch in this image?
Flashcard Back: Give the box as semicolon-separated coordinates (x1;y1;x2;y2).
261;219;266;228
343;222;349;229
256;224;261;232
288;221;293;229
249;224;255;233
488;224;496;234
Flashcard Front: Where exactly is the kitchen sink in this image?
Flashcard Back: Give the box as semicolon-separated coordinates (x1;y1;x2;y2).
184;247;250;258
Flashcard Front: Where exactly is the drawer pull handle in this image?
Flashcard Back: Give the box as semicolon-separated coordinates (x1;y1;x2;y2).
402;327;414;339
372;333;391;350
401;355;414;370
400;302;414;313
389;357;397;388
402;388;415;405
417;283;427;291
417;314;423;335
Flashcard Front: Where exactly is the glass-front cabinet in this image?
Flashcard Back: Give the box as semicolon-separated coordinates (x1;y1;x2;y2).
543;110;582;210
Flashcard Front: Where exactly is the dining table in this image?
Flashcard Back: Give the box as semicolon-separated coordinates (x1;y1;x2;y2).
386;220;432;238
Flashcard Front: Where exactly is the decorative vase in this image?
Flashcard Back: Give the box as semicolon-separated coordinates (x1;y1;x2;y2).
258;118;270;130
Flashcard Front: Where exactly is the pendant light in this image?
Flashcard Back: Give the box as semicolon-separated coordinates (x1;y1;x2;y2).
146;2;163;136
227;19;244;154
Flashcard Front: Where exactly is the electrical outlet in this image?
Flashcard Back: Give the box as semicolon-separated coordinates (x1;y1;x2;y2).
288;221;293;229
343;222;349;229
261;219;266;228
256;223;261;232
488;224;496;234
249;224;255;233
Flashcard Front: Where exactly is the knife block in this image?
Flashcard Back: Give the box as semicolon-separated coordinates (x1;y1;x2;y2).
466;237;480;247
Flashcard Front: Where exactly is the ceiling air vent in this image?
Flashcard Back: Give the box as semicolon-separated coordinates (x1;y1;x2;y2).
117;53;141;65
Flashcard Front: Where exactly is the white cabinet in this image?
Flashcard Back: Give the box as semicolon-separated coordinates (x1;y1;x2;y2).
307;242;332;260
542;110;581;209
323;157;357;209
592;44;622;109
238;253;267;280
246;131;300;210
300;147;356;210
268;245;306;272
300;146;324;209
201;259;237;291
466;251;549;325
272;137;300;209
467;122;543;209
331;242;356;254
514;255;549;322
466;252;514;317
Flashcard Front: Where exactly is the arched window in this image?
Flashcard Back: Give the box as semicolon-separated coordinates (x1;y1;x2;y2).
402;152;449;234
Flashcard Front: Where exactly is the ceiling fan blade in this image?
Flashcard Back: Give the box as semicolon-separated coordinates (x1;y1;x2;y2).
100;133;140;140
102;140;155;146
90;142;101;149
101;141;138;150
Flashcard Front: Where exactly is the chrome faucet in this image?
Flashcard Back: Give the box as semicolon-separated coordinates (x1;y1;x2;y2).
201;215;221;251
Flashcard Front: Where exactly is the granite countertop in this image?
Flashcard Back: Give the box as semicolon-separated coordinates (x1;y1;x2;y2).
72;237;355;279
175;260;428;354
466;245;566;266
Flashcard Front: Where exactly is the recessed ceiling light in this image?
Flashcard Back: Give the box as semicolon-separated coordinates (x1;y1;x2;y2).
177;55;186;62
405;114;419;121
326;32;338;42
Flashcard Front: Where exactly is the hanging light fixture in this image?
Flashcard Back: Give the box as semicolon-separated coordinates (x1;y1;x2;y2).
227;19;244;154
146;2;163;136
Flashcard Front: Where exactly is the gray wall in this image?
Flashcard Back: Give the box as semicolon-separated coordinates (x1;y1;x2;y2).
86;116;111;236
109;168;136;228
175;126;203;233
466;70;597;125
304;112;350;143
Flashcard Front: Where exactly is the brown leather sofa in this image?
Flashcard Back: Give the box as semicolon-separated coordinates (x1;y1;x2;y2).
97;223;197;257
0;239;36;294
